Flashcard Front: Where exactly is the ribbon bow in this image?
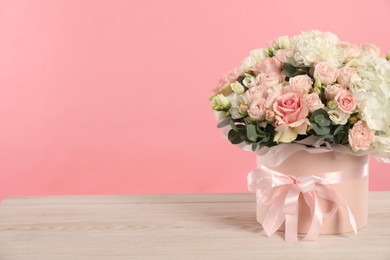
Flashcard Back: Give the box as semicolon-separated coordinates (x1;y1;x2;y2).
248;166;360;243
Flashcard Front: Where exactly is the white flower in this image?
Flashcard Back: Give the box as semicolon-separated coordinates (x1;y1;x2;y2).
328;109;350;125
211;94;231;111
290;30;342;67
373;135;390;155
348;55;390;132
241;49;267;71
228;93;247;119
347;54;390;154
274;36;290;49
230;82;245;94
242;75;256;88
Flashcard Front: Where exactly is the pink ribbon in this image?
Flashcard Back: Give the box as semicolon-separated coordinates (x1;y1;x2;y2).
248;164;368;243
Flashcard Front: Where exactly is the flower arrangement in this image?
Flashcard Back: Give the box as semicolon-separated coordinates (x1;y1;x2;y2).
210;30;390;158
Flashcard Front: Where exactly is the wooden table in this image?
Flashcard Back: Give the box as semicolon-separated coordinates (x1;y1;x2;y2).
0;192;389;260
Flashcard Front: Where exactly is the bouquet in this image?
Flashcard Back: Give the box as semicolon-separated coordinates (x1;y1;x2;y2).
210;30;390;158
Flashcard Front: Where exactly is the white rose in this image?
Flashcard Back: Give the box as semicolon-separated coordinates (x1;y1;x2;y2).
230;81;245;94
242;75;256;88
328;109;350;125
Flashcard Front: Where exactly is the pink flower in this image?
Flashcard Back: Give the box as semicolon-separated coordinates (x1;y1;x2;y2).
305;93;324;112
212;68;244;94
248;98;266;121
254;57;282;74
337;67;356;88
288;75;313;94
245;85;265;104
273;91;310;142
335;90;357;114
274;49;294;63
313;62;339;85
348;121;373;151
361;43;381;57
256;72;283;88
338;42;361;62
324;84;343;100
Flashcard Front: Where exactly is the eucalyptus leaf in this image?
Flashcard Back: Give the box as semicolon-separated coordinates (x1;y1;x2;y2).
228;129;243;144
252;142;260;151
283;63;297;78
217;117;231;128
286;57;297;67
230;121;238;131
247;124;258;142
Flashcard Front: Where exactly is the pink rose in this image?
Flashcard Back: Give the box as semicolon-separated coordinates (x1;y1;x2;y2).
288;75;313;94
335;90;357;114
274;49;294;63
338;42;361;62
313;62;339;85
324;84;343;100
245;85;265;104
305;93;324;112
348;121;373;151
361;43;381;57
256;72;283;88
248;98;266;121
337;67;356;88
212;67;244;94
273;91;309;142
254;57;282;74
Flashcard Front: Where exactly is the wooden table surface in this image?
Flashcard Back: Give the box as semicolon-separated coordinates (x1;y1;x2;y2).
0;192;389;260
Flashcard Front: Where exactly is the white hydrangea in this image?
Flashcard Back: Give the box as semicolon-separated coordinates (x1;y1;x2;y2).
348;55;390;154
291;30;342;67
240;48;267;71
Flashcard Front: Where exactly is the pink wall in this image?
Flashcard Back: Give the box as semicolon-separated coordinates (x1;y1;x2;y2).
0;0;389;198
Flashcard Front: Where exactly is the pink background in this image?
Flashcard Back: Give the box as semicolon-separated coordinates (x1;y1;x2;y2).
0;0;389;199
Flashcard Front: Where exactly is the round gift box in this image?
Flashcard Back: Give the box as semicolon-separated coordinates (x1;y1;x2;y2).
255;150;368;235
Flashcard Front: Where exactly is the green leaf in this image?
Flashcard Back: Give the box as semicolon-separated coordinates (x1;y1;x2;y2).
333;125;343;135
318;118;331;127
286;56;297;66
314;114;325;124
217;117;231;128
283;63;297;78
247;124;258;142
252;142;260;151
230;121;238;131
238;128;248;141
227;129;243;144
312;124;331;135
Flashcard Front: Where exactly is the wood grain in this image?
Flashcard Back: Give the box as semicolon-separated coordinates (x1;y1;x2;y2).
0;192;389;260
